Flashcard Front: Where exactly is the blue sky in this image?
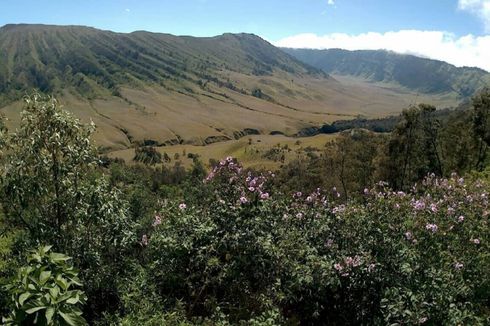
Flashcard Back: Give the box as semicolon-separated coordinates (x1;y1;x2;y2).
0;0;485;38
1;0;490;70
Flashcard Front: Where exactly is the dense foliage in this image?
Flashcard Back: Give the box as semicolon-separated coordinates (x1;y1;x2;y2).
0;93;489;325
3;246;87;325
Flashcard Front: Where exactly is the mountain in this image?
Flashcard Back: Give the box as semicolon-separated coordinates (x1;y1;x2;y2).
0;25;468;150
282;48;490;97
0;24;325;101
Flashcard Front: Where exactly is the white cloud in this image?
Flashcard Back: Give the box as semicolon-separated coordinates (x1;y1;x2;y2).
327;0;335;5
125;8;131;12
274;30;490;71
458;0;490;31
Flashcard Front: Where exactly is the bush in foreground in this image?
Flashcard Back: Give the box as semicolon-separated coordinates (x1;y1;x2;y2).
2;246;87;325
138;158;489;325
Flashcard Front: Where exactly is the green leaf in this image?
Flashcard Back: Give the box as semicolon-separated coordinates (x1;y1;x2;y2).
25;306;46;314
66;295;79;305
41;245;53;255
55;278;68;291
45;307;55;325
59;311;87;326
19;292;32;306
49;286;60;300
39;271;51;285
49;253;70;262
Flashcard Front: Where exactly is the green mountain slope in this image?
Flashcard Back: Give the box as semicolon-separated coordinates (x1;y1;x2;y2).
0;24;324;103
283;48;490;97
0;25;469;150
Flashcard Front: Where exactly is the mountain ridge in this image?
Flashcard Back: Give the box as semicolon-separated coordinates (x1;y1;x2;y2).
282;48;490;97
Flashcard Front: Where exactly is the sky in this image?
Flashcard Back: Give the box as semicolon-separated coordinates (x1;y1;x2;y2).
1;0;490;71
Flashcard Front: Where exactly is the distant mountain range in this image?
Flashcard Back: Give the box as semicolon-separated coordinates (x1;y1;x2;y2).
0;24;484;150
283;48;490;97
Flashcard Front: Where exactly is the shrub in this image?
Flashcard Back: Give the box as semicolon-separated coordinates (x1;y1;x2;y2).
134;146;163;165
139;157;489;324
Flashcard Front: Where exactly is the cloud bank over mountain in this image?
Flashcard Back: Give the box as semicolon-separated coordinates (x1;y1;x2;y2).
275;30;490;72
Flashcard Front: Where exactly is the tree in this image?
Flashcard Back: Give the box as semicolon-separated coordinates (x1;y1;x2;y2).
382;104;443;189
472;88;490;171
0;94;135;319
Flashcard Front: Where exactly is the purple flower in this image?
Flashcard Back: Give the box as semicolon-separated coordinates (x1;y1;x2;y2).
248;186;255;192
260;192;270;200
334;263;343;271
413;200;426;211
454;262;464;270
345;256;362;267
430;203;438;213
205;172;215;181
325;239;334;248
458;215;465;223
405;231;413;240
471;238;480;244
179;203;187;210
418;317;428;324
425;223;438;233
447;207;455;215
153;215;162;227
296;212;303;219
306;196;313;203
239;196;248;204
363;188;370;195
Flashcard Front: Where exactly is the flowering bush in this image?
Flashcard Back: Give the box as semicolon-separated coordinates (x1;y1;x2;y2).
138;159;489;324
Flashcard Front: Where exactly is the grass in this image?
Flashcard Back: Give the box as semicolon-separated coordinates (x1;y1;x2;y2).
107;134;339;170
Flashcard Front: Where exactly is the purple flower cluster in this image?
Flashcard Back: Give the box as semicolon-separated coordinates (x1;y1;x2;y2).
334;255;367;277
425;223;438;233
205;156;242;182
242;172;270;202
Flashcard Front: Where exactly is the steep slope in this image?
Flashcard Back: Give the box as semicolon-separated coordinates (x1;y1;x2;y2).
0;24;324;102
0;25;466;150
283;48;490;97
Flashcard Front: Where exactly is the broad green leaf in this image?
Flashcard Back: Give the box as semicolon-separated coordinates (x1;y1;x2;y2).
49;286;60;300
18;292;32;306
55;278;68;291
66;295;79;305
49;253;70;262
59;311;87;326
45;307;55;325
25;306;46;314
39;271;51;285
